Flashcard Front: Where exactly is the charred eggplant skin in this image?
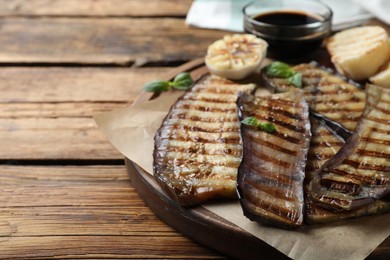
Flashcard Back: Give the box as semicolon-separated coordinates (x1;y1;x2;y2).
307;84;390;212
237;91;311;229
153;74;256;206
262;61;365;132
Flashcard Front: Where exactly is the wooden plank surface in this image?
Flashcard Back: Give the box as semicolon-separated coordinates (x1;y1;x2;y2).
0;117;123;160
0;165;225;259
0;67;170;103
0;18;224;65
0;67;170;160
0;0;388;259
0;0;192;17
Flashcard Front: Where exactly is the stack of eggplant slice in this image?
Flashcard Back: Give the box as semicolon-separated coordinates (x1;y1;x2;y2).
153;62;389;230
307;84;390;222
237;62;389;228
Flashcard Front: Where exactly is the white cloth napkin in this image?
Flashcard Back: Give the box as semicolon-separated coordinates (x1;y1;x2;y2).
352;0;390;25
186;0;388;32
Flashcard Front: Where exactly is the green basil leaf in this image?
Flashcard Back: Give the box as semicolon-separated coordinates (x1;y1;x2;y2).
241;116;276;133
143;80;171;92
258;122;277;133
287;72;302;88
241;116;260;127
173;72;192;83
264;61;295;78
172;72;193;90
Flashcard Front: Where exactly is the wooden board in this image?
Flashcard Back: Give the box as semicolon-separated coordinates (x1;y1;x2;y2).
126;58;390;259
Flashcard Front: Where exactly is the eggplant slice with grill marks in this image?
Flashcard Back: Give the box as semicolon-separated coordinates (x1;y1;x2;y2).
262;62;366;132
307;84;390;212
305;117;390;223
153;75;256;206
237;90;311;229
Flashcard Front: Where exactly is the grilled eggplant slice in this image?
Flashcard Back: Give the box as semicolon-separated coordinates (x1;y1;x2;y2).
306;198;390;224
237;90;311;229
153;75;256;206
308;84;390;212
262;62;366;131
305;117;390;223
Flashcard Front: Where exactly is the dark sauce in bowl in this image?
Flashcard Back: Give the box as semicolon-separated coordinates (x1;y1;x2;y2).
243;3;332;61
254;11;321;25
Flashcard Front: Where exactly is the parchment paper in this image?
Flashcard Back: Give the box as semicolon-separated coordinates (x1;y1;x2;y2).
94;91;390;260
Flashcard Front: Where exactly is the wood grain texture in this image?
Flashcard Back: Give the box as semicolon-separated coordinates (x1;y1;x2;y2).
0;67;170;103
0;18;225;65
0;0;192;17
0;1;388;258
0;165;225;259
0;117;121;160
0;67;171;160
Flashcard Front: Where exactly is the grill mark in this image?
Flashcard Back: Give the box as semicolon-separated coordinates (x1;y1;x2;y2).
330;169;388;185
182;95;234;104
245;178;298;202
166;157;240;168
361;137;390;146
256;103;304;120
158;134;241;144
312;107;365;114
167;112;238;123
309;103;364;114
158;144;242;156
321;179;361;194
366;105;390;116
244;111;306;133
245;164;300;185
367;127;390;135
365;116;390;125
246;133;299;156
162;122;240;133
307;88;363;97
192;85;251;95
263;97;301;107
343;159;389;171
158;168;236;182
367;97;390;106
175;103;236;113
273;131;302;144
355;149;390;159
328;118;361;124
251;147;295;170
244;190;301;223
311;194;350;208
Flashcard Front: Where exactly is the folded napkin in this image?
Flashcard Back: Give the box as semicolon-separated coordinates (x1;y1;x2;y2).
352;0;390;25
186;0;388;32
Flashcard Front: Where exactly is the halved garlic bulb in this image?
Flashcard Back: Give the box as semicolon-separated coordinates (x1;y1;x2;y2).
205;34;268;80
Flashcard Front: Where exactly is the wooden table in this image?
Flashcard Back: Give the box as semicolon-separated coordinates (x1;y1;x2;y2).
0;1;388;259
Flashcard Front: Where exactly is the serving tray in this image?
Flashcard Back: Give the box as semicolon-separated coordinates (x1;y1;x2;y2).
125;57;389;259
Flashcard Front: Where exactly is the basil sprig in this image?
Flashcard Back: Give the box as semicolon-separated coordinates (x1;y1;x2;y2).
264;61;302;88
241;116;276;133
143;72;193;92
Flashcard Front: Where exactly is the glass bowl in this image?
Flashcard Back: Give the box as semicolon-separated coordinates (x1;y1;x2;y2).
243;0;332;60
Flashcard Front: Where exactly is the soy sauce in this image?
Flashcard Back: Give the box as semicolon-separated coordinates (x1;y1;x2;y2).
244;10;329;60
253;11;322;26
